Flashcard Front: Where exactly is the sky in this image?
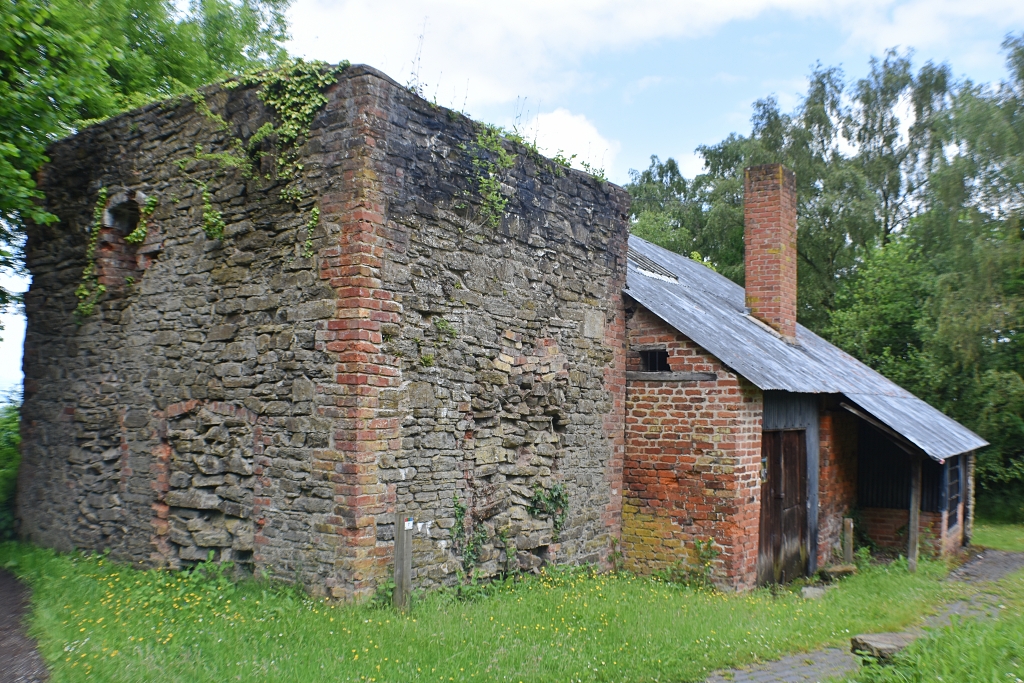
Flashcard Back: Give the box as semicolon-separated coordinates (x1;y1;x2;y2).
1;0;1023;396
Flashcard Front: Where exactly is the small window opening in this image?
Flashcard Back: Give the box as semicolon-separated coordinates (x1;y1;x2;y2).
102;189;148;235
108;201;140;234
640;350;670;372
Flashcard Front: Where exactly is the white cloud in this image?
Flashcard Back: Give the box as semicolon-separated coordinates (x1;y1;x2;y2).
287;0;1024;116
286;0;835;110
518;109;621;179
839;0;1024;56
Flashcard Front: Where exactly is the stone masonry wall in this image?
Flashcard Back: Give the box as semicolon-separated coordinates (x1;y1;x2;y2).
366;76;629;588
19;73;353;590
622;303;762;590
817;400;858;566
17;65;629;598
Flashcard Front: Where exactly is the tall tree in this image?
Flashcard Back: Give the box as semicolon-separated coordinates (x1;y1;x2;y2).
0;0;291;306
628;37;1024;503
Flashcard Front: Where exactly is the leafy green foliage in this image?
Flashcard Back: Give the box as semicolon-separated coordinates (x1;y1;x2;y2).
528;483;569;541
125;195;159;245
469;124;516;227
0;0;292;304
0;541;956;682
0;402;20;540
302;206;319;258
241;59;346;150
198;183;225;240
74;188;109;321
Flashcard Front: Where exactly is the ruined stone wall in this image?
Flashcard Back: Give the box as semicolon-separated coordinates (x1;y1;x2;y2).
817;401;858;566
18;73;351;590
17;65;629;597
622;304;762;590
366;77;629;587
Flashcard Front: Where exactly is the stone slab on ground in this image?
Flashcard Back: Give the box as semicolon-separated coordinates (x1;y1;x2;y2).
820;565;857;581
0;568;48;682
850;632;916;660
703;549;1024;682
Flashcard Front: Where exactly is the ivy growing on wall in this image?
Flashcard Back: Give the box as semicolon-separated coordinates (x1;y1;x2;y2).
183;59;348;243
528;483;569;541
468;124;516;228
124;195;158;245
74;188;109;321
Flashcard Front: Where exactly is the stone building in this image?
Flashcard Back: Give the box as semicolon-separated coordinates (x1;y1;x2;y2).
16;65;986;596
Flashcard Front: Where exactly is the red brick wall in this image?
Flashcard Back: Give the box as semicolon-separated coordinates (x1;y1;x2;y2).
817;402;858;566
622;304;763;590
308;75;399;599
860;508;956;556
744;164;797;340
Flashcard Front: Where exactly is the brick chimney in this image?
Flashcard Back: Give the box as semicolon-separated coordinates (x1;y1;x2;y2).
744;164;797;341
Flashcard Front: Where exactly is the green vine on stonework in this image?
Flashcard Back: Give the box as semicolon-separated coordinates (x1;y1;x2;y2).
303;206;319;258
75;188;109;321
452;493;467;552
239;58;350;179
192;181;225;240
124;195;158;245
190;91;229;131
528;483;569;541
179;60;347;244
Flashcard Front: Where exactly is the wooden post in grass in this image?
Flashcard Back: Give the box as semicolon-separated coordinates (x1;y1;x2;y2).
843;517;854;565
393;511;412;611
908;457;923;573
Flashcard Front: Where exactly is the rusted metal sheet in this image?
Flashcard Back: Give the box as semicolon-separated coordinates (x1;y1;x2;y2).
625;236;988;461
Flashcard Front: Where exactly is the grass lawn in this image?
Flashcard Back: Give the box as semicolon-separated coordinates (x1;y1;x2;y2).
848;557;1024;681
973;520;1024;552
1;542;958;683
846;521;1024;683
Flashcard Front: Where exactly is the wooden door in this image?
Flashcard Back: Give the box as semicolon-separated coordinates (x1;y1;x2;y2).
758;430;808;585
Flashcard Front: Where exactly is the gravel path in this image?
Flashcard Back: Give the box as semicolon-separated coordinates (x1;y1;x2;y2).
704;550;1024;683
0;568;48;683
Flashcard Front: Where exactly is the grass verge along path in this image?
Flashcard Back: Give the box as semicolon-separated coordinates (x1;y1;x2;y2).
0;542;956;683
847;526;1024;683
973;521;1024;552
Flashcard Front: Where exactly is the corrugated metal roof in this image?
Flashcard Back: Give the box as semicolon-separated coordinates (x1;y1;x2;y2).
625;235;988;460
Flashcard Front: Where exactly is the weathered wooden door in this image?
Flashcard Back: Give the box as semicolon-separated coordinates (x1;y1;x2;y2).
758;430;808;585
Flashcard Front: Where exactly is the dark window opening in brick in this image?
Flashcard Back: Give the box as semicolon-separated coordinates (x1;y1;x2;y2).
640;350;670;372
947;456;960;529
